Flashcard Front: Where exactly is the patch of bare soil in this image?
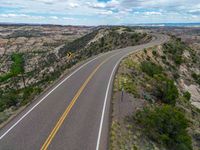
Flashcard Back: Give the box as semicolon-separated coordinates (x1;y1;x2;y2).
112;91;147;122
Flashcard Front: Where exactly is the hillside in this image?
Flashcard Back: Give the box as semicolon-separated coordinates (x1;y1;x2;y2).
0;26;151;126
58;27;151;58
110;36;200;150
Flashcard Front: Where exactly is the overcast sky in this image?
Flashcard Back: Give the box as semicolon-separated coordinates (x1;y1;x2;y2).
0;0;200;25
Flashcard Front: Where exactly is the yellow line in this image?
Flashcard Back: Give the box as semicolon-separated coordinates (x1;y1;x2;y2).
40;58;110;150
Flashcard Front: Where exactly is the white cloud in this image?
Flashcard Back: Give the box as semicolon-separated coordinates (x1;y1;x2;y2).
87;2;106;9
97;10;113;15
0;13;27;17
50;16;58;19
87;0;119;9
144;12;162;15
68;2;79;8
0;13;45;19
0;0;200;25
62;17;75;20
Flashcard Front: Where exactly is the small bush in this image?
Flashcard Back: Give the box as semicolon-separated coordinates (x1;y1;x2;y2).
175;55;183;65
0;73;13;82
144;48;147;53
119;75;138;96
141;61;163;77
154;76;179;106
152;50;157;56
0;90;18;112
135;105;192;150
10;53;24;75
192;72;200;85
173;72;180;79
183;91;191;101
161;55;166;60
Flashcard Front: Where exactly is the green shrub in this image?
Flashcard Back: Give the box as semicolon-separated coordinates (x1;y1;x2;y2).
183;91;191;101
135;105;192;150
175;55;183;65
0;90;18;112
22;87;34;100
152;50;157;56
141;61;163;77
173;72;180;79
0;73;13;82
10;53;24;75
19;86;42;105
192;72;200;85
123;81;138;96
144;48;147;53
161;55;166;60
154;76;179;106
119;75;138;96
0;53;25;83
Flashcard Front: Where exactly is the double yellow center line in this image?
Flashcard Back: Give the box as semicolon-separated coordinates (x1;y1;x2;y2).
40;56;113;150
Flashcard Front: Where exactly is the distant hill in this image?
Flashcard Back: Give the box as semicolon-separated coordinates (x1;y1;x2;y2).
126;23;200;27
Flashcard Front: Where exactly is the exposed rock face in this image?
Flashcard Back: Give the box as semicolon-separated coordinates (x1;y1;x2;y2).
185;84;200;109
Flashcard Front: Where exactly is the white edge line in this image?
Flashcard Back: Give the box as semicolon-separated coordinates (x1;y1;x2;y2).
95;52;127;150
0;52;110;140
95;35;167;150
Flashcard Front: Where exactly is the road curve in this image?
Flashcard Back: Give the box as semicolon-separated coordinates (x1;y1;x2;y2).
0;33;169;150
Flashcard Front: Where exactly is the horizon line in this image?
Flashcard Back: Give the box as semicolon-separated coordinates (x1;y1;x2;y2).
0;22;200;27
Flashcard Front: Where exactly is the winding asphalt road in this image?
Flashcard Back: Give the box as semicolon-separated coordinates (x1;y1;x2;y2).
0;33;169;150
